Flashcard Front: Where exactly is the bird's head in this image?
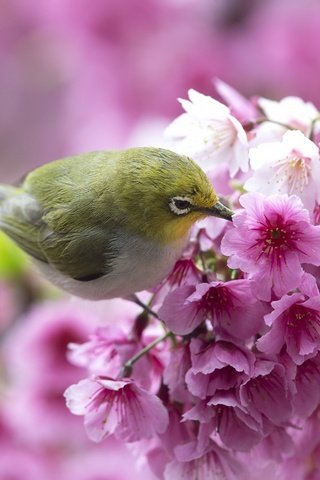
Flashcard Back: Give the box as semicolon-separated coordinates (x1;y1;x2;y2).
115;147;233;244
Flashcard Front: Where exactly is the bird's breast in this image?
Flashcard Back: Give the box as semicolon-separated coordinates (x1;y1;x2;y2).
34;233;189;300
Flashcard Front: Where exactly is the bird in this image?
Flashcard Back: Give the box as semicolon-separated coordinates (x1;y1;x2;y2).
0;147;233;300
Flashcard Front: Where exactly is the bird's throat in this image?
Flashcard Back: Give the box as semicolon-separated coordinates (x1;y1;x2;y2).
155;213;204;245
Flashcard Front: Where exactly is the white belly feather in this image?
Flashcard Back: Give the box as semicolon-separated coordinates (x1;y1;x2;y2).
34;234;189;300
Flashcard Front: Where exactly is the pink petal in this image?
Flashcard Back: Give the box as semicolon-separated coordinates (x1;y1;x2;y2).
159;285;206;335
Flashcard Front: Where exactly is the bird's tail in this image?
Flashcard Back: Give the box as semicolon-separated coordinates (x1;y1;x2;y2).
0;185;14;209
0;185;46;262
0;185;22;216
0;184;20;202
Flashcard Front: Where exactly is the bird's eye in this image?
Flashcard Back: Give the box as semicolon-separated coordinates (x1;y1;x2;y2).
169;197;192;215
174;199;191;210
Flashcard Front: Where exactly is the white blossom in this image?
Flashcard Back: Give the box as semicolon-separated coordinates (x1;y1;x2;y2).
164;89;249;177
245;130;320;212
258;96;319;133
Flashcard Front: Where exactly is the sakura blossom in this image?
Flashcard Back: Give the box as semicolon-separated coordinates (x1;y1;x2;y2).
257;293;320;365
68;323;166;392
207;392;263;451
64;377;169;443
221;192;320;300
293;354;320;418
7;82;320;479
164;89;249;176
159;279;266;338
4;0;320;478
214;78;259;124
165;436;245;480
239;361;293;426
245;130;320;212
258;96;319;135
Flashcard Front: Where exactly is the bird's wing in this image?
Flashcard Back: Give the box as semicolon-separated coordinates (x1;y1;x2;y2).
0;185;48;262
0;152;121;280
39;225;119;280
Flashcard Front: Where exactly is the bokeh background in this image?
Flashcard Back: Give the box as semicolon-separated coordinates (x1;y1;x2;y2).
1;0;320;478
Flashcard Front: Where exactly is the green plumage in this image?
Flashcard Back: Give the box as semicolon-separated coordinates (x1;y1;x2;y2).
0;148;216;281
1;151;123;279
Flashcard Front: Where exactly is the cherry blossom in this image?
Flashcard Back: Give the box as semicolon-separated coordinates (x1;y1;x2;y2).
239;361;293;426
165;436;245;480
164;89;249;176
258;96;319;135
245;130;320;212
60;85;320;479
159;279;266;338
64;377;169;443
221;192;320;300
257;293;320;365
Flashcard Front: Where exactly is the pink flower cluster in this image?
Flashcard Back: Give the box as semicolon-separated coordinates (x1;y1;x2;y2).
65;85;320;479
0;299;157;479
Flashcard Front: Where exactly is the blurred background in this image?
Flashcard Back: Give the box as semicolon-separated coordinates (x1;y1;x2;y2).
1;0;320;478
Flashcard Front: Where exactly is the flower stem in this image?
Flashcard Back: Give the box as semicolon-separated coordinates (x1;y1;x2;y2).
130;294;159;318
306;115;320;140
121;331;172;377
244;117;294;131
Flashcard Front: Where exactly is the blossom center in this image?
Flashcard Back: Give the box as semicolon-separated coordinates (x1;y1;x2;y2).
286;305;312;327
200;286;233;319
169;259;196;287
205;119;236;150
286;153;311;193
263;226;291;252
267;151;312;195
288;305;320;335
202;286;229;308
254;216;299;262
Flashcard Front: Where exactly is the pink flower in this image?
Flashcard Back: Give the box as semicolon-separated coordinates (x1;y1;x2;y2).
183;392;262;452
152;257;202;306
68;324;166;392
214;78;259;124
221;193;320;301
2;300;93;446
255;426;294;463
146;406;194;478
185;339;254;400
207;391;263;451
194;215;231;252
163;343;193;403
189;338;255;376
159;279;265;338
240;361;292;426
257;293;320;365
64;377;169;443
185;339;254;401
68;326;130;377
293;354;320;418
279;413;320;480
165;436;245;480
186;367;240;400
158;284;202;335
4;301;92;388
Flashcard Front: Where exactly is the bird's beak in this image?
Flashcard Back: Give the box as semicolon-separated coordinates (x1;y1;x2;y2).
208;201;233;221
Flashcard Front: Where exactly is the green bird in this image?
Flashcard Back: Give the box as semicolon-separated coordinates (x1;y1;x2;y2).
0;147;233;299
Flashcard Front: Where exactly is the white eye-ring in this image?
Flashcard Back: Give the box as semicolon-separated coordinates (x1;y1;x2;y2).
169;196;193;216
